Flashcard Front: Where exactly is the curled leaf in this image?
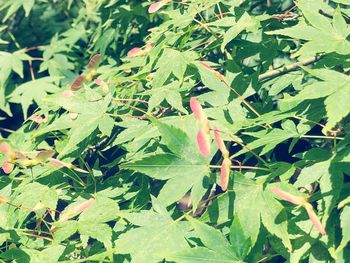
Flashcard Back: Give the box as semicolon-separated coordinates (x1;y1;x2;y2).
70;74;86;91
271;187;305;206
213;128;229;158
304;203;326;235
220;158;231;191
35;150;55;160
87;54;102;68
197;128;211;157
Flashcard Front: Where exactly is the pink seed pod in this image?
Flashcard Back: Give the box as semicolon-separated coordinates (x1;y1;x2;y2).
220;158;231;191
197;128;211;157
73;198;94;213
127;47;143;58
63;90;74;98
87;54;102;69
102;85;109;94
190;97;207;124
59;198;94;223
0;195;8;204
199;61;225;81
73;167;89;174
95;79;109;93
0;142;12;156
28;114;47;124
213;128;229;158
271;187;305;206
48;158;72;169
95;78;104;86
2;161;14;174
144;43;153;52
148;1;164;13
199;61;214;71
304;203;326;235
70;74;86;91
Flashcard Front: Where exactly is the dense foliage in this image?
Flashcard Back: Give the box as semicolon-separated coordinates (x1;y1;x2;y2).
0;0;350;262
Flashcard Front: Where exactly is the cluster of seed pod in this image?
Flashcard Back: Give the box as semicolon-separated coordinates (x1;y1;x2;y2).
190;97;231;191
0;142;88;174
70;54;103;92
127;44;153;58
272;187;326;236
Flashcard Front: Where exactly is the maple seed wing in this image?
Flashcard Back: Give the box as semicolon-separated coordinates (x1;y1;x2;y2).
70;74;86;91
304;203;326;235
213;128;229;158
196;128;211;157
127;47;143;57
2;161;14;174
190;97;206;123
271;187;304;206
148;1;164;13
0;142;12;156
87;54;102;68
220;158;231;191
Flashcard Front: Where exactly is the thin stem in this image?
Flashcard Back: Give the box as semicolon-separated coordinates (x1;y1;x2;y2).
209;164;270;171
108;113;146;119
216;3;223;19
28;60;35;80
25;45;44;52
221;78;272;128
112;98;149;104
258;55;322;81
193;18;220;41
112;99;154;119
20;232;53;242
301;135;344;141
233;139;270;167
188;39;214;51
293;115;340;134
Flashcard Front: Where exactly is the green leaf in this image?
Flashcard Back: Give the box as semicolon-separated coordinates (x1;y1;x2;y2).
98;115;115;136
122;122;210;206
166;247;238;263
79;222;112;248
337;205;350;253
233;174;291;251
10;77;60;118
188;217;238;260
230;216;251;260
221;13;259;51
115;198;188;263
